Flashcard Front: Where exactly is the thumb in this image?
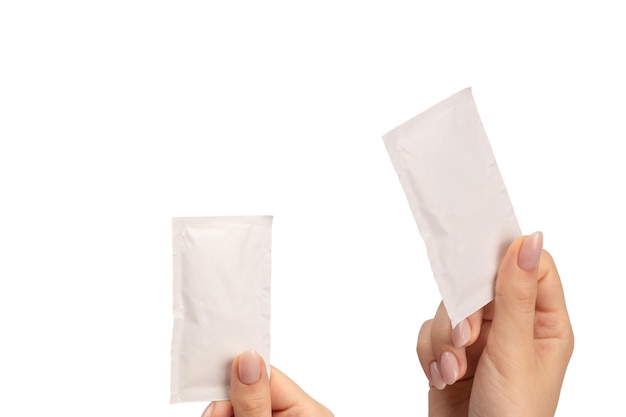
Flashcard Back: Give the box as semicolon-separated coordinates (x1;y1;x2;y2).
230;350;271;417
491;232;543;353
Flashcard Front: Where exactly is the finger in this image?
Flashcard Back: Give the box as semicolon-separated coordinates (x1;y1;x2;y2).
202;400;233;417
535;250;574;353
417;319;439;384
417;318;450;391
417;319;434;374
230;350;271;417
452;308;484;349
269;366;320;412
491;232;543;354
465;319;491;372
417;302;473;387
536;250;569;316
429;302;469;386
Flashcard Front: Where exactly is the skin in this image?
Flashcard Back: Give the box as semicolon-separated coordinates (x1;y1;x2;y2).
417;233;574;417
203;233;573;417
203;352;334;417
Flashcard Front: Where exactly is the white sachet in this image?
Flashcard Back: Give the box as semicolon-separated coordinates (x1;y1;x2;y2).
170;216;272;403
383;88;521;327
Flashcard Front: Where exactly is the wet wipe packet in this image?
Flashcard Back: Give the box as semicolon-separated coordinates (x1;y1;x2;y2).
383;88;521;327
170;216;272;403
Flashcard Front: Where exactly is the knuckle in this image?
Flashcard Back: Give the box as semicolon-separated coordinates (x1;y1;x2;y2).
496;282;536;314
539;249;556;270
320;404;335;417
418;319;433;337
236;392;268;416
564;323;575;357
510;296;536;315
416;320;433;354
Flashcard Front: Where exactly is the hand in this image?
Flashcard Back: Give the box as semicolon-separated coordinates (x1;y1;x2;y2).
202;350;334;417
417;232;574;417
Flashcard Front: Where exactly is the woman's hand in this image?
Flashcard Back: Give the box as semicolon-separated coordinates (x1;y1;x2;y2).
417;232;574;417
202;350;333;417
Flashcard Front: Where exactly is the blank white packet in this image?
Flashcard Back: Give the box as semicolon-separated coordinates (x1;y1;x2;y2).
170;216;272;403
383;88;521;327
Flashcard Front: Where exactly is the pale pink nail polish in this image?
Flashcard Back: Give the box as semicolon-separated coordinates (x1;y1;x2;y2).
429;361;447;390
452;318;470;348
440;352;459;385
518;231;543;271
238;350;262;385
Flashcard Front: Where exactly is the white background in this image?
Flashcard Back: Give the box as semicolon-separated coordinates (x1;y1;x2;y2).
1;1;624;416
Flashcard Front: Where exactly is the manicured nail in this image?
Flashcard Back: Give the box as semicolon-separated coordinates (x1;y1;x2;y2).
238;350;262;385
518;231;543;272
429;361;447;390
440;352;459;385
201;402;214;417
452;318;470;348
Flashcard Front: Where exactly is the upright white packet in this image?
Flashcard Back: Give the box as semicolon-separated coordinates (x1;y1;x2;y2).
383;88;521;327
170;216;272;403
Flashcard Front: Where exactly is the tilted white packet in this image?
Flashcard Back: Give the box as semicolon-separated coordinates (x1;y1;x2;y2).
383;88;521;327
170;216;272;403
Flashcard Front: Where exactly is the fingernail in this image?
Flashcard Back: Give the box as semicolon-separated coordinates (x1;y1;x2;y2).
452;318;470;348
201;402;214;417
440;352;459;385
429;361;447;390
518;231;543;272
238;350;262;385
